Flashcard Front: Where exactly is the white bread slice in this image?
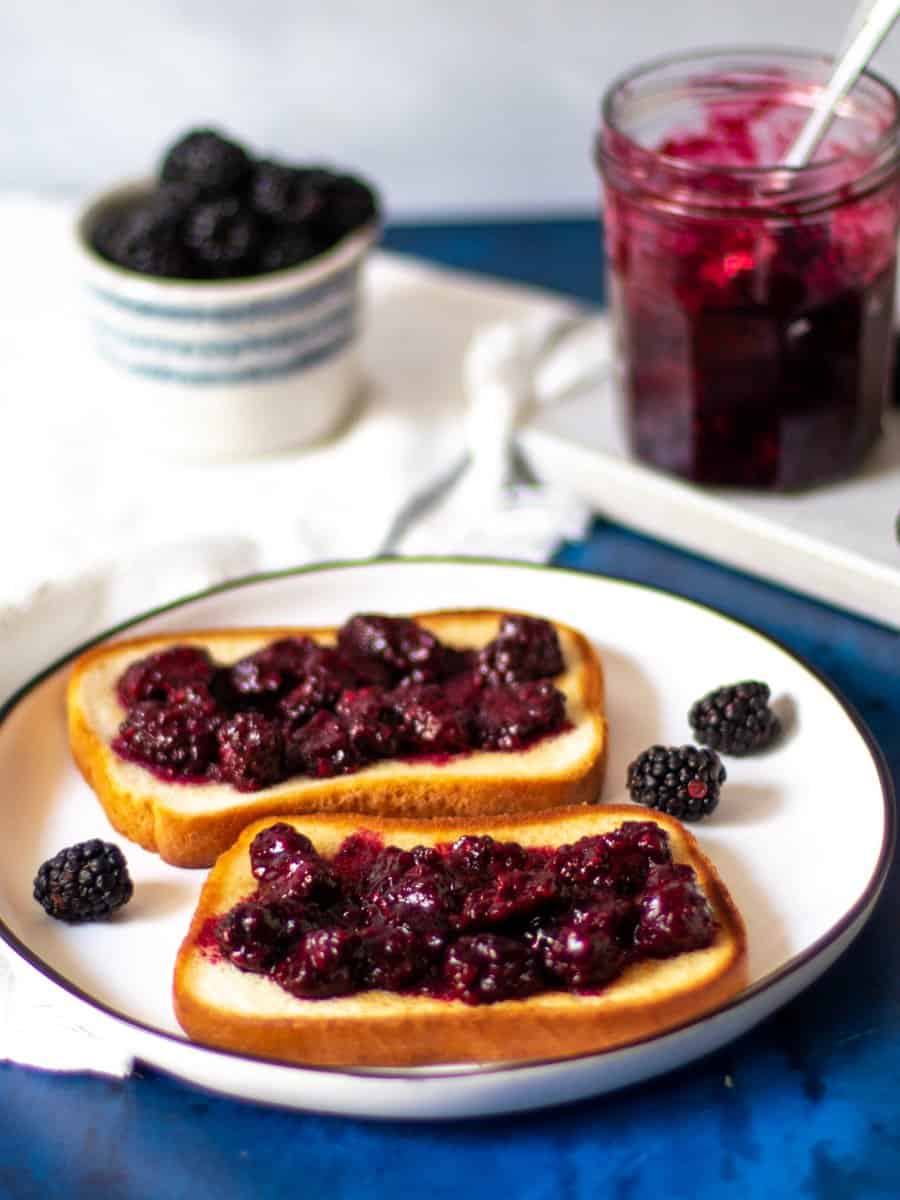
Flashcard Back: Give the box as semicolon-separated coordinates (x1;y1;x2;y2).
67;610;606;868
173;806;747;1067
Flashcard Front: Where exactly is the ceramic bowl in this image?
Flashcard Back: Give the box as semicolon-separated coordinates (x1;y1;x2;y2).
73;179;377;459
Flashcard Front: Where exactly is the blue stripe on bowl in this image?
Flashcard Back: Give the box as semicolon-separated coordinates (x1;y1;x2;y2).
96;323;355;385
88;262;358;322
94;302;356;359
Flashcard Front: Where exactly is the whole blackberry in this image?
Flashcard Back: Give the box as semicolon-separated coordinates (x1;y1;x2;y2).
159;128;251;197
315;174;379;241
626;744;726;821
183;198;261;277
91;191;195;278
34;840;133;923
689;681;780;755
257;226;321;273
250;161;331;225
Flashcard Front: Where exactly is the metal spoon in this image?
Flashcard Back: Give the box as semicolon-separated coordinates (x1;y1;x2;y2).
783;0;900;167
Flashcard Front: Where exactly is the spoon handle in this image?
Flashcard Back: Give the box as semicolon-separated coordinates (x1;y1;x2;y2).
783;0;900;168
837;0;885;55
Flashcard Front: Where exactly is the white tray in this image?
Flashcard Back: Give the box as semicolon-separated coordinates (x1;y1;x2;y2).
522;379;900;631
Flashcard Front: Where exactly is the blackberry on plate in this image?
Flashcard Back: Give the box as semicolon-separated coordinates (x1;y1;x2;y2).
626;744;726;821
688;680;780;755
33;840;133;923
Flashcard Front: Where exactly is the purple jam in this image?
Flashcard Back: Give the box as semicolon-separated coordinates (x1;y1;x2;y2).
598;56;900;489
111;613;569;789
203;820;717;1004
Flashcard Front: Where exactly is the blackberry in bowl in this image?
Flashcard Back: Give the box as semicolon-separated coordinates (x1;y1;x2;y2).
74;127;380;459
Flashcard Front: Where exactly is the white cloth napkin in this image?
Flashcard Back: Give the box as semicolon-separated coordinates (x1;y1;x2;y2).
0;956;133;1077
0;197;610;1075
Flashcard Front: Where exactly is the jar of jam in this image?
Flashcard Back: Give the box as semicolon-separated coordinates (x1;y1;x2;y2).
595;50;900;489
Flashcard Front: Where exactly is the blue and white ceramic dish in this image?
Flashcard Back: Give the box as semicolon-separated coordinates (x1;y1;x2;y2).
74;179;377;459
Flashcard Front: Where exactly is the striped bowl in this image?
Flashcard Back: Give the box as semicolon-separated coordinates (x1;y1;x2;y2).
74;180;376;459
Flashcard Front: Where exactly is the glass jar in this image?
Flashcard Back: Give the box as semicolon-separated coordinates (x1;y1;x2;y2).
595;49;900;489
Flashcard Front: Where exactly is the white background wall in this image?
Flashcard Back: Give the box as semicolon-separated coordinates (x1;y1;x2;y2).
4;1;900;219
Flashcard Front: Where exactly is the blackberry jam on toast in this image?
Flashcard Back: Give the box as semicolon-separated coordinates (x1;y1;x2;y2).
68;611;607;867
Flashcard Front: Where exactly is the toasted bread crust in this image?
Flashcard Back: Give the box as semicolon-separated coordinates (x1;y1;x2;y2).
172;806;748;1067
67;610;607;867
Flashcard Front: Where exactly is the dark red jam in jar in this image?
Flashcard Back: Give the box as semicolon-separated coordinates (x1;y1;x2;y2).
596;51;900;489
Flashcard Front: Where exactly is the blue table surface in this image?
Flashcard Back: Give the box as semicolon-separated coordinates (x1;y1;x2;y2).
3;218;899;1200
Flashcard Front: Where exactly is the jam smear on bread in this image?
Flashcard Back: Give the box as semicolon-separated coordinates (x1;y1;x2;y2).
205;819;716;1004
112;614;570;790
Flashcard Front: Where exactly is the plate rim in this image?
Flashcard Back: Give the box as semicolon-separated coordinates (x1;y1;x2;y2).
0;554;894;1085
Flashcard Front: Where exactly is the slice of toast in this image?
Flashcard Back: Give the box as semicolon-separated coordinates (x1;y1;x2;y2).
173;806;747;1067
67;610;606;868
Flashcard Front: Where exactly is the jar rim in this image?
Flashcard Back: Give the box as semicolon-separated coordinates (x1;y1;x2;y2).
599;45;900;184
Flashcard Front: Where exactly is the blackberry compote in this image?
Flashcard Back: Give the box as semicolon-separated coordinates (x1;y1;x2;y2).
111;612;569;790
207;818;718;1005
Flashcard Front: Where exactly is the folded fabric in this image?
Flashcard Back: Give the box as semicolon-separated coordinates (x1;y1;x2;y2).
0;956;132;1078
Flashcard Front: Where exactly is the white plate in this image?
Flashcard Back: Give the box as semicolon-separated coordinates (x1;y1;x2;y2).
0;559;892;1120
